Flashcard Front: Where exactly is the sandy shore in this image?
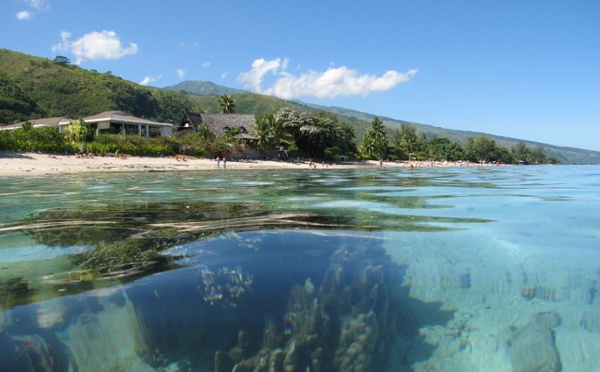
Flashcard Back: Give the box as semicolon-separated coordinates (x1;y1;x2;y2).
0;151;493;177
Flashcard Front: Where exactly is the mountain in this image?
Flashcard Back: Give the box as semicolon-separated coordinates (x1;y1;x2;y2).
162;80;247;96
1;49;599;164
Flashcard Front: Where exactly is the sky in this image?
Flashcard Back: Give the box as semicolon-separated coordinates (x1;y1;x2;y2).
2;0;599;151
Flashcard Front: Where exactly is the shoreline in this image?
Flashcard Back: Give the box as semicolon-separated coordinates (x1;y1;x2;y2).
0;151;505;177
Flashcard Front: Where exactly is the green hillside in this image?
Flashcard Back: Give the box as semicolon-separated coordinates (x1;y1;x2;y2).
163;80;247;96
1;49;599;164
0;49;201;123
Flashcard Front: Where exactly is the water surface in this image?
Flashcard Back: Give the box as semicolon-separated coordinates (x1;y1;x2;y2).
1;166;599;371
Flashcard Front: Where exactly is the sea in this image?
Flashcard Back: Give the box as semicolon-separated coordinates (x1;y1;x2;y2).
0;165;598;371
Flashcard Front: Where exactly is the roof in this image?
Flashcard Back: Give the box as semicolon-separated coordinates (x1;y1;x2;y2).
83;110;172;127
1;111;173;131
178;113;255;136
1;116;73;130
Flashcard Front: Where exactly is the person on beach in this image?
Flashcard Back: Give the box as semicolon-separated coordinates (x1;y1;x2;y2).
223;156;227;169
216;156;221;169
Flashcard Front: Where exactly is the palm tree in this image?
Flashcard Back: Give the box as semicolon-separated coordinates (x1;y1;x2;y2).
253;115;273;150
218;95;236;114
360;117;387;159
64;119;95;152
252;114;293;151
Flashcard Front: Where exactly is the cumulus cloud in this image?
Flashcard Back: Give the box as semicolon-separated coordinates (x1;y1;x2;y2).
238;58;417;99
52;30;138;64
175;68;186;79
237;58;289;92
16;10;33;20
201;62;210;68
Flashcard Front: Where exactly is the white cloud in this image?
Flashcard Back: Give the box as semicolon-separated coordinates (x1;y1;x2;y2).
139;76;155;86
237;58;289;92
16;10;33;20
52;30;138;64
139;74;163;86
201;62;210;68
175;68;186;79
17;0;50;19
21;0;50;11
238;58;418;99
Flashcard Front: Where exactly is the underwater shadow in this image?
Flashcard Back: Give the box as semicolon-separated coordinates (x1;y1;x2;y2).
391;276;457;370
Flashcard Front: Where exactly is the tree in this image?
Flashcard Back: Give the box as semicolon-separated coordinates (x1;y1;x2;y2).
393;123;424;158
252;114;293;151
512;142;530;163
466;136;496;162
53;56;71;66
64;119;95;151
360;117;387;159
218;94;236;114
424;138;464;161
276;108;353;158
529;146;547;164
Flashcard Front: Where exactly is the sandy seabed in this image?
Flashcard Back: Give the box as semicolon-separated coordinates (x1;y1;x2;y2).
0;151;496;177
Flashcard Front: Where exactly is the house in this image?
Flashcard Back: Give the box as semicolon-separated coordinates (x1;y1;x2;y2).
0;110;173;137
0;117;72;131
82;111;172;137
176;113;255;137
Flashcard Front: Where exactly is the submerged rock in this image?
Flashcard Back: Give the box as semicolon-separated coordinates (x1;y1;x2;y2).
509;321;561;372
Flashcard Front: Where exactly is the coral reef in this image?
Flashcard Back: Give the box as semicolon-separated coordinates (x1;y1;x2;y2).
213;244;396;372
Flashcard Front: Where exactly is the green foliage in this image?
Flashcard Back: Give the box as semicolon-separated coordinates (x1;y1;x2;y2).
0;73;45;123
360;117;387;159
0;49;200;122
218;94;236;114
424;138;464;161
253;113;293;151
85;134;176;157
0;125;74;153
393;123;425;158
276;108;355;158
53;56;71;66
64;119;95;146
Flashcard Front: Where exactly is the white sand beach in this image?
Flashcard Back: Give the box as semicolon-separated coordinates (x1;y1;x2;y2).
0;151;497;177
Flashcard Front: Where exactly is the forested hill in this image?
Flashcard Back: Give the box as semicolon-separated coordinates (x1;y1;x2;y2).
1;49;599;164
0;49;202;123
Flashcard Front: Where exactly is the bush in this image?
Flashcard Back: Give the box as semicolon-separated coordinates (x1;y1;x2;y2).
0;126;74;153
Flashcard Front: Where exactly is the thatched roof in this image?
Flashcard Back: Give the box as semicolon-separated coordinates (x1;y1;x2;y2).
177;113;255;136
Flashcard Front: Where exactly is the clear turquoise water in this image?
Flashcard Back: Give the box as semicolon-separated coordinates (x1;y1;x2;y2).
0;166;599;371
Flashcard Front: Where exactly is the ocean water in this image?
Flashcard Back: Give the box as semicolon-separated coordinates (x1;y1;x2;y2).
0;165;598;371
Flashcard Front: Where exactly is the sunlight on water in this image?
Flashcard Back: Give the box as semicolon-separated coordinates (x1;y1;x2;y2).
0;166;599;371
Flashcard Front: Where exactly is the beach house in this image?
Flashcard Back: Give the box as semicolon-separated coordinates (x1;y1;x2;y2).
1;110;173;137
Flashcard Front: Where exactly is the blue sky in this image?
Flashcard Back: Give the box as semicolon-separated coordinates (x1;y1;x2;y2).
2;0;599;151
